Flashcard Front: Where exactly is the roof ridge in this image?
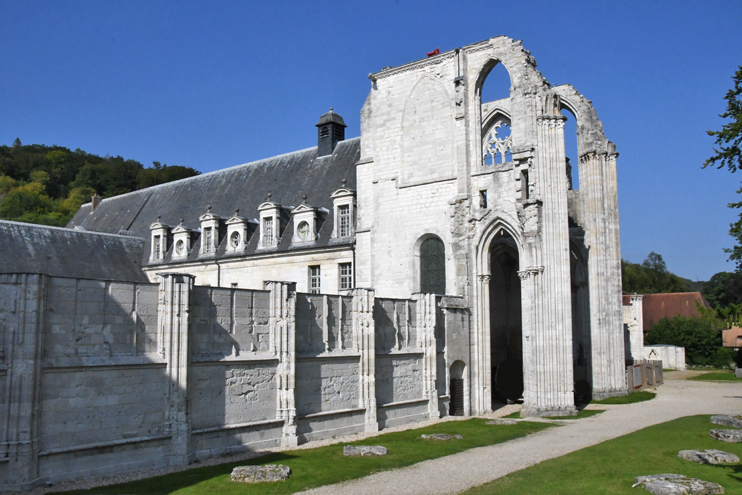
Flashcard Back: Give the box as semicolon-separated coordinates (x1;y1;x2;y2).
81;137;361;207
0;219;145;241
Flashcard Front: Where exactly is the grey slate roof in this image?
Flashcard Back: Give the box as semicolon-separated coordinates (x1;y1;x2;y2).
68;138;360;265
0;220;148;282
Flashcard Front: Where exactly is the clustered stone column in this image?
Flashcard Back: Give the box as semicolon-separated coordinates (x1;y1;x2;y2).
415;293;439;419
580;146;626;399
350;288;378;432
1;274;47;490
519;93;577;417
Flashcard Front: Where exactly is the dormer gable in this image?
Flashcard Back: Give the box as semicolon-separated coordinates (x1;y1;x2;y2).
257;198;284;249
171;221;192;261
291;201;319;245
225;209;256;254
330;184;356;239
198;206;223;257
149;217;171;263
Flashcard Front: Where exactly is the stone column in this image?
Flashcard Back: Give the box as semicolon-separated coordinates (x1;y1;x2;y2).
474;274;491;415
627;294;644;363
519;93;576;417
265;281;298;447
1;274;47;491
415;293;439;419
580;149;627;399
158;273;194;466
350;288;377;432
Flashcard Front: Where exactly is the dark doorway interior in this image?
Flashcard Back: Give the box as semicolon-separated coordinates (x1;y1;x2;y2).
489;233;523;407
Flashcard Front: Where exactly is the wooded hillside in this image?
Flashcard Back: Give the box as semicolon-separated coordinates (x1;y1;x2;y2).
0;138;199;226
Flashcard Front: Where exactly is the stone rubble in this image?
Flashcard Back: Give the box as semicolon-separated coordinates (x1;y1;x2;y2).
486;419;518;425
421;433;463;441
710;415;742;429
633;474;724;495
230;465;291;483
678;449;740;465
710;429;742;443
343;445;388;457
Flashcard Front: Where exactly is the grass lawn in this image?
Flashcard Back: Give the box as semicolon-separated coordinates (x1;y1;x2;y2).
689;371;742;382
53;419;551;495
463;415;742;495
503;409;604;420
592;391;656;405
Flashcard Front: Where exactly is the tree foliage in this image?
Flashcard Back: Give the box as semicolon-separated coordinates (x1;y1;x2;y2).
0;142;200;226
645;315;733;368
621;252;689;294
704;66;742;269
702;271;742;308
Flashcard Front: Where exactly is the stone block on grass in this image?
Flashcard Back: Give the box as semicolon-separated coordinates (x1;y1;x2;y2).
679;449;740;465
231;465;291;483
421;433;463;440
710;429;742;443
711;415;742;429
633;474;724;494
486;419;517;425
343;445;387;456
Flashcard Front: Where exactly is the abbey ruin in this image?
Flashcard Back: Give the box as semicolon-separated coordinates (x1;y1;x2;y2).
0;35;627;490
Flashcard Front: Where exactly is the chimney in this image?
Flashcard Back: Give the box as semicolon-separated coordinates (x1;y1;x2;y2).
91;193;102;211
316;108;347;157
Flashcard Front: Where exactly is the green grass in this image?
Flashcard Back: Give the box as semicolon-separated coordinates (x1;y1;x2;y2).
463;415;742;495
53;419;551;495
502;409;604;420
593;391;656;405
689;371;742;382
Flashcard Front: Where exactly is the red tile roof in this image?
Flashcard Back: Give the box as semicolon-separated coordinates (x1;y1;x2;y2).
640;292;711;331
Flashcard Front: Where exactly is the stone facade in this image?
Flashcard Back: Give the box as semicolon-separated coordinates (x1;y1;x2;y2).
0;35;629;490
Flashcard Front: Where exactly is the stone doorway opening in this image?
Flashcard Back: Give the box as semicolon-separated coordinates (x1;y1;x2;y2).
489;232;523;408
449;360;466;416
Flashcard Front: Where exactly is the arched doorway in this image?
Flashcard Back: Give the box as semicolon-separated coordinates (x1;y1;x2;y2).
449;361;466;416
489;232;523;407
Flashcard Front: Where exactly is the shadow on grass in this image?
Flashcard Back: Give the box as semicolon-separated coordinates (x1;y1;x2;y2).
53;419;552;495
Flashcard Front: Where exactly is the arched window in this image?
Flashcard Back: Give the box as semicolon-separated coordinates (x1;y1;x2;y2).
420;237;446;294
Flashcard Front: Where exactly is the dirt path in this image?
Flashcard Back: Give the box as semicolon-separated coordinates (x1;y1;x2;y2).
299;379;742;495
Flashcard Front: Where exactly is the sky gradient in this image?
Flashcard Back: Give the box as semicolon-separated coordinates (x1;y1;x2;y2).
1;0;741;281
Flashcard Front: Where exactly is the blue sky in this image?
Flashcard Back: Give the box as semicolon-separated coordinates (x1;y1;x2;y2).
1;0;741;281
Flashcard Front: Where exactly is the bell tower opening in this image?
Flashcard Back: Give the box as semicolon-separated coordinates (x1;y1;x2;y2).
489;231;523;408
316;108;346;157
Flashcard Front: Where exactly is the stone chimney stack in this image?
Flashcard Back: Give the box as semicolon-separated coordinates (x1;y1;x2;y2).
91;193;102;211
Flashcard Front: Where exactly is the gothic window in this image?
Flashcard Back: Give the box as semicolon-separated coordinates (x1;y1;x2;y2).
339;262;352;290
483;121;512;165
338;205;350;237
420;237;445;294
309;265;321;294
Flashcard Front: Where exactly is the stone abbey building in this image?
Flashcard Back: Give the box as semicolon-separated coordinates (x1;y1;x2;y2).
0;36;625;490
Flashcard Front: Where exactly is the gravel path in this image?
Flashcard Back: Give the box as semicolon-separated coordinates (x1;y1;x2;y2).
299;379;742;495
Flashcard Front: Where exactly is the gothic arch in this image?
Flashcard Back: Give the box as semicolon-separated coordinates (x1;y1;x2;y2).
413;233;448;294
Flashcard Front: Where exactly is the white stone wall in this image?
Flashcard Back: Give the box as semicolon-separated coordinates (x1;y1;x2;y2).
645;345;686;371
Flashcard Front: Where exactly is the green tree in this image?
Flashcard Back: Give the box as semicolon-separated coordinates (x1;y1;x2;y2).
645;315;733;367
702;271;742;308
704;66;742;269
621;252;689;294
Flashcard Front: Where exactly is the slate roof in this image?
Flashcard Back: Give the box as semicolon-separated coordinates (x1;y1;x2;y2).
0;220;148;282
68;138;360;266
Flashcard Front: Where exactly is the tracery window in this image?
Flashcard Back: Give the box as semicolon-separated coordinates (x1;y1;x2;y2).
483;121;512;165
420;237;445;294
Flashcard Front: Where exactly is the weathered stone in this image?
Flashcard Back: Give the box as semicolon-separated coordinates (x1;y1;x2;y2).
231;465;291;483
678;449;740;465
634;474;724;494
710;415;742;429
343;445;388;456
710;429;742;443
421;433;463;441
486;419;518;425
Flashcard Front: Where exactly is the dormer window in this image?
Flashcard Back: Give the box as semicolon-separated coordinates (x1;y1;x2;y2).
291;201;319;246
198;207;223;257
149;217;171;263
225;210;254;254
258;200;283;249
171;221;192;261
331;186;356;239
